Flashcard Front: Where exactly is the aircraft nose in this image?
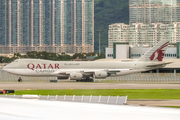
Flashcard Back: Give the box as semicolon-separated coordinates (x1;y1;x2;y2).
2;65;7;71
2;66;5;70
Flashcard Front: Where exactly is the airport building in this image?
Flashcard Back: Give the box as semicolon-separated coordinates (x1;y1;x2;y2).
106;42;179;59
129;0;180;24
0;0;94;54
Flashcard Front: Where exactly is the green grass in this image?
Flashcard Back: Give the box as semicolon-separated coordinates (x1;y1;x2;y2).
12;89;180;100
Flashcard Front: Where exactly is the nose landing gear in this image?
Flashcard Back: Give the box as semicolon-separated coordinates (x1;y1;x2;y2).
18;77;22;82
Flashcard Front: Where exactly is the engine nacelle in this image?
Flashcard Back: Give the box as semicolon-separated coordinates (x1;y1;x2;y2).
69;73;83;80
57;75;69;80
94;71;107;79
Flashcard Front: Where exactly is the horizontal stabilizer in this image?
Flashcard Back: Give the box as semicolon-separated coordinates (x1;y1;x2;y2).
146;62;173;67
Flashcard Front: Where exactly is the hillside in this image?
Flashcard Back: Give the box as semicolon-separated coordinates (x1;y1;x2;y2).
94;0;129;53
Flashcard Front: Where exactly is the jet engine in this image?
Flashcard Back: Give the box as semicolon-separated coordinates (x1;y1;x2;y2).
69;73;83;80
94;71;107;79
57;75;69;80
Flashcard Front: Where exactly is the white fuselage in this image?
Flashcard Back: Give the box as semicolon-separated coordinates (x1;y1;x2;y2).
2;59;165;77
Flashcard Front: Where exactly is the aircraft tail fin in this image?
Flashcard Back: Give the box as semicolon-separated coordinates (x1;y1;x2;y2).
138;40;169;62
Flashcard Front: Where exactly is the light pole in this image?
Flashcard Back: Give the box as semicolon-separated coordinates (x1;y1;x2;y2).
98;30;101;56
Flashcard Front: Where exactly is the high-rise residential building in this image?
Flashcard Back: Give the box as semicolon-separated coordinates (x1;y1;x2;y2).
108;23;180;47
129;0;180;24
0;0;94;54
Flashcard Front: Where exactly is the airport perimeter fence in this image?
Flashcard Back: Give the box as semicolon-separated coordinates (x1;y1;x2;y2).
0;94;127;105
0;70;180;82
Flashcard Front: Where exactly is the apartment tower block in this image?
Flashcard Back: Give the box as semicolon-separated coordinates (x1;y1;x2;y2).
0;0;94;54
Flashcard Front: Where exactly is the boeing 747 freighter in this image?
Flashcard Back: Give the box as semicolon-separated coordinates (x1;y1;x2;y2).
3;40;171;82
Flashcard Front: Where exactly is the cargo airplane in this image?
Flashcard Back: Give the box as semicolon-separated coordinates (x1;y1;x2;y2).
3;40;171;82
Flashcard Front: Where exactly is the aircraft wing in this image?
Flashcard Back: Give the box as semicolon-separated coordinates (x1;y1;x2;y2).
52;71;67;75
52;69;154;80
146;62;173;68
52;69;123;75
84;69;123;74
52;69;126;78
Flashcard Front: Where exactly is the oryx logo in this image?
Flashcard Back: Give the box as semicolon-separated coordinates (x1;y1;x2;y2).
149;41;169;61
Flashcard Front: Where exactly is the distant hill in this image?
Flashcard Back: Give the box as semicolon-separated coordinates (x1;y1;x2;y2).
94;0;129;53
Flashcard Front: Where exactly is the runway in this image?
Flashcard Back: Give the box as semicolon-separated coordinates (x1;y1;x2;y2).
127;99;180;107
0;82;180;90
1;82;180;107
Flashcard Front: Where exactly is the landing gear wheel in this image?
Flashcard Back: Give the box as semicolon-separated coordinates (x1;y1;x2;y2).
89;79;94;82
75;78;94;82
90;79;94;82
18;77;22;82
84;78;94;82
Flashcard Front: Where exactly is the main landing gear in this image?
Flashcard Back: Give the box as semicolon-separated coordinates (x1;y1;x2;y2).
76;78;94;82
18;77;22;82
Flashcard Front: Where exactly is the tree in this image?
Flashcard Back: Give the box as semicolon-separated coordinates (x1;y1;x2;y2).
26;51;38;58
3;57;12;63
86;52;96;56
94;53;105;60
0;56;5;63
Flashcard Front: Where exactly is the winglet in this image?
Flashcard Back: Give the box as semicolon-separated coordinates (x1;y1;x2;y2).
138;40;169;62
